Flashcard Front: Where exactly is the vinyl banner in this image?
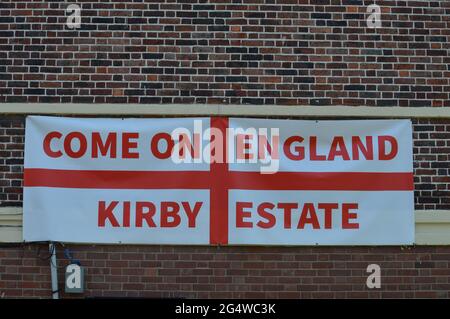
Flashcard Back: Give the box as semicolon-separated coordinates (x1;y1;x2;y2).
23;116;414;245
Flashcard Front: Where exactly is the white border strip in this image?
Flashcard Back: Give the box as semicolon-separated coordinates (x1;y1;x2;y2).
1;104;450;118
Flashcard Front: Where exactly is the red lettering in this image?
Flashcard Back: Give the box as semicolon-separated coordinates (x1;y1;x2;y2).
178;133;201;159
277;203;298;228
328;136;350;161
236;202;253;228
309;136;326;161
122;201;131;227
258;134;279;160
64;131;87;158
297;203;320;229
151;133;174;159
98;201;120;227
283;136;304;160
43;131;63;158
342;203;359;229
182;201;202;228
352;136;373;160
136;202;156;227
236;134;253;160
378;136;398;160
256;202;276;229
318;203;339;229
122;132;139;159
160;201;181;227
92;132;117;158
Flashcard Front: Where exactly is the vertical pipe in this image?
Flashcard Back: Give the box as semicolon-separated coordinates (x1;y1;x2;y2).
49;242;59;299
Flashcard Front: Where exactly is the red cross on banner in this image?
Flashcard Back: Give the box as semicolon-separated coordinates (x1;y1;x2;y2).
23;116;415;246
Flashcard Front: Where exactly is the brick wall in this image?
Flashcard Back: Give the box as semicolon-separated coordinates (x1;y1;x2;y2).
1;0;450;299
414;119;450;210
1;244;449;298
0;0;449;106
0;117;23;207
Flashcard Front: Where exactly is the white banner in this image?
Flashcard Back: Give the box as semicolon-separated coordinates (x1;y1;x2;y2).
23;116;414;245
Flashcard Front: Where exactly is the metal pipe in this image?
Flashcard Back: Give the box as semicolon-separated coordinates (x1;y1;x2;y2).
49;242;59;299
